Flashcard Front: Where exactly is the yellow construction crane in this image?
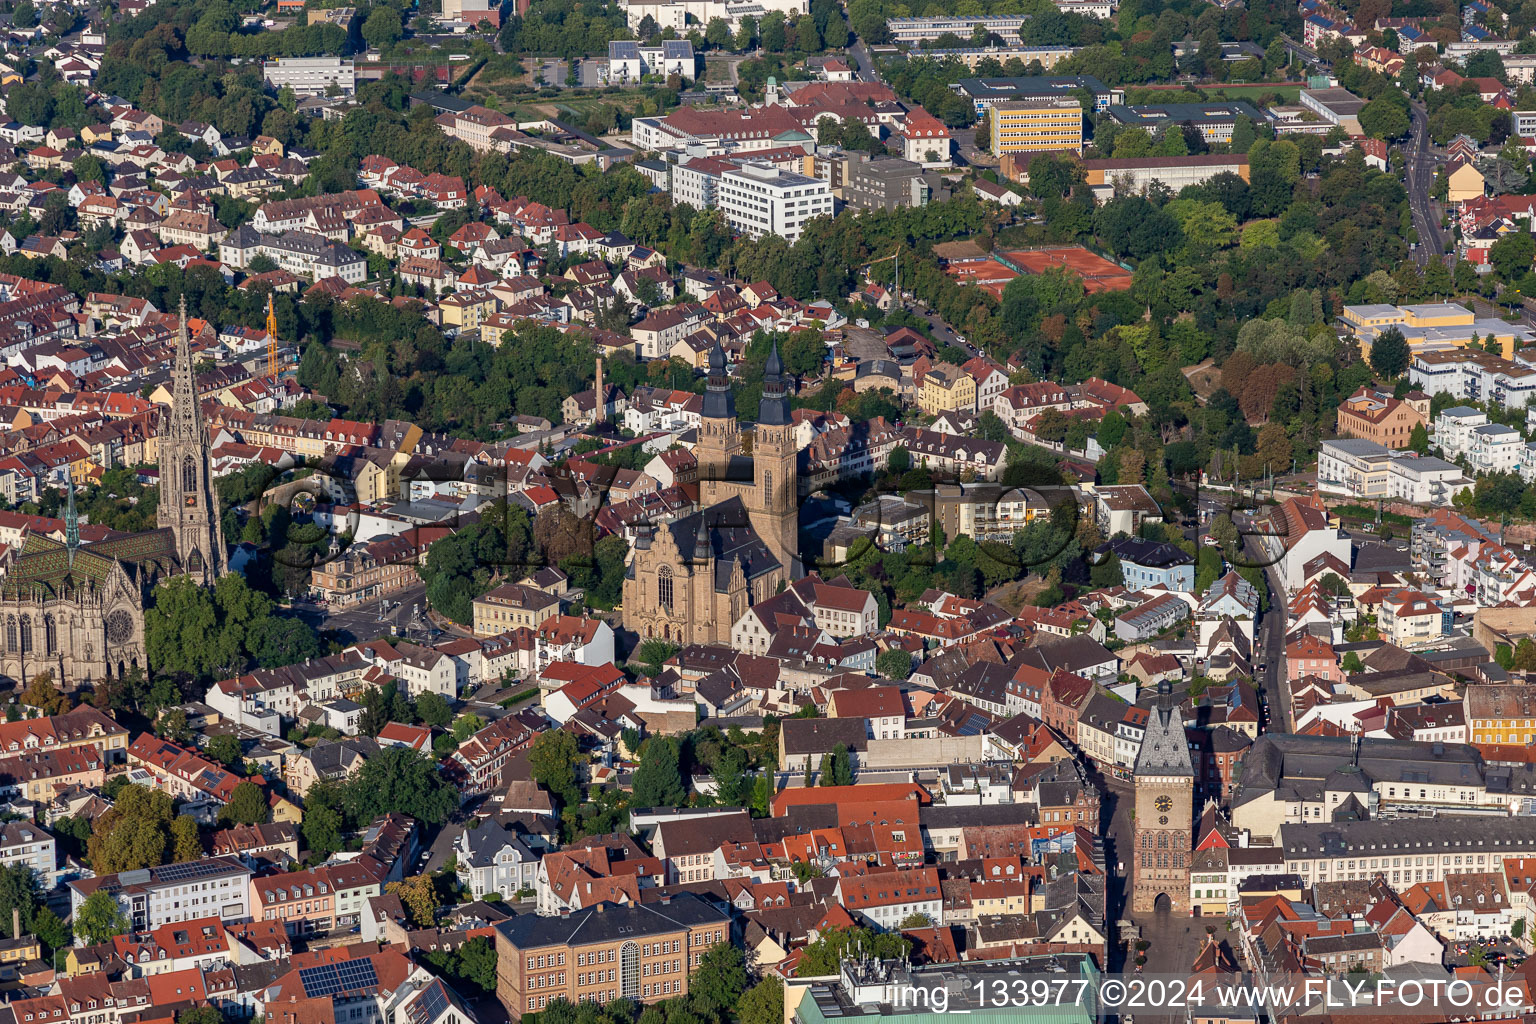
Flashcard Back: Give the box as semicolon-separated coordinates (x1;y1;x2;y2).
858;249;902;309
266;295;279;379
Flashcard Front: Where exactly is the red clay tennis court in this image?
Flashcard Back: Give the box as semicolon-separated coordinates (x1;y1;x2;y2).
998;247;1135;293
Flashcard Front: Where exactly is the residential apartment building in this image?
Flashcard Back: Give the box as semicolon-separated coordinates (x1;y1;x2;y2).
492;894;731;1017
715;162;833;245
472;583;562;637
1387;454;1468;506
1317;438;1391;499
835;866;943;929
0;705;130;762
990;99;1084;154
1435;404;1524;474
1318;438;1469;505
70;858;253;932
250;861;381;936
1409;347;1536;408
0;822;55;884
258;231;367;283
1377;589;1443;647
916;361;976;415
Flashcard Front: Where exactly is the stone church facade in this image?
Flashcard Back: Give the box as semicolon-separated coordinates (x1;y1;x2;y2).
0;299;228;688
622;342;799;646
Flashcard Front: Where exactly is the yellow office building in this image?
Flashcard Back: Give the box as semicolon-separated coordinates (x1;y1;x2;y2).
991;99;1084;155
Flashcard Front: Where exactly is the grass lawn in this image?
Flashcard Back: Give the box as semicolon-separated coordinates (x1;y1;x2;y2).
1210;84;1301;102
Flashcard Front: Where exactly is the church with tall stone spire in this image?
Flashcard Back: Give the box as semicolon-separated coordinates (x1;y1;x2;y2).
157;296;229;583
0;298;228;687
621;341;799;646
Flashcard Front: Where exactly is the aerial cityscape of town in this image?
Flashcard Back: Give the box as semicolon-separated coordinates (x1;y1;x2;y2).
8;0;1536;1020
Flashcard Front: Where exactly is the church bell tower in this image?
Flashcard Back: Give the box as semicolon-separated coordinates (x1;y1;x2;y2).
751;341;798;576
157;297;229;584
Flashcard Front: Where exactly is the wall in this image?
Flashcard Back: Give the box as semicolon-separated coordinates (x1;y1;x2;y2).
862;735;984;769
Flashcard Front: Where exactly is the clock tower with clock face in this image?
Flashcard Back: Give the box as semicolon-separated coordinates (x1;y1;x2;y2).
1132;680;1195;915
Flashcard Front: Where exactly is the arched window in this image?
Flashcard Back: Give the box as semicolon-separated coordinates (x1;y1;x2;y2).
5;617;15;653
620;943;640;1000
657;565;673;611
43;616;55;656
19;617;32;654
182;455;197;494
763;469;773;501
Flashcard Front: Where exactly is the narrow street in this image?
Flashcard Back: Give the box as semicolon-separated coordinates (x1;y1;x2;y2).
1242;529;1291;732
1405;102;1448;267
1099;775;1211;988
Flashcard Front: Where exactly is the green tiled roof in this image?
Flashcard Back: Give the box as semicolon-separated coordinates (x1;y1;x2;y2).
1;530;178;599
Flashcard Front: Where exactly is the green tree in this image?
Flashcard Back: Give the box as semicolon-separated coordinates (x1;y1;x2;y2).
527;729;582;807
87;785;175;874
739;977;785;1024
1369;326;1410;379
1359;97;1411;139
172;815;203;862
20;673;67;715
1491;232;1536;281
631;737;686;808
301;785;345;858
876;648;912;679
362;6;403;47
798;926;909;975
219;781;270;826
75;890;130;945
31;906;70;953
145;576;232;681
204;733;243;769
692;942;748;1012
1514;638;1536;671
416;690;453;728
1497;643;1516;670
1409;423;1430;454
0;864;39;942
1341;651;1364;674
345;747;458;825
1090;552;1123;587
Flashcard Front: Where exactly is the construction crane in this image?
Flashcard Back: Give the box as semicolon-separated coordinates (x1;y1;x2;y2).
266;295;279;379
858;248;902;311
